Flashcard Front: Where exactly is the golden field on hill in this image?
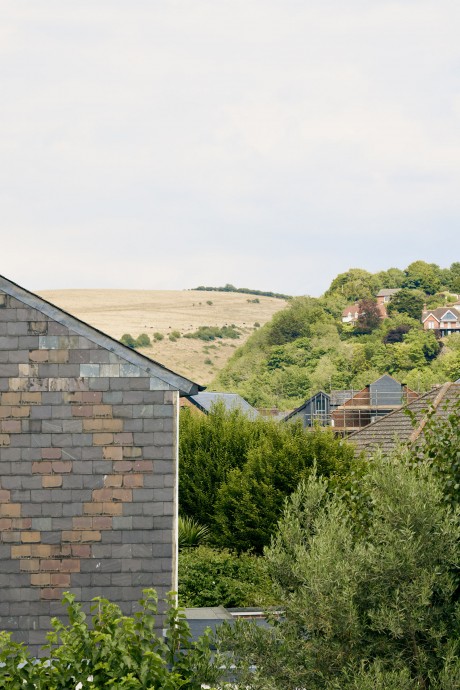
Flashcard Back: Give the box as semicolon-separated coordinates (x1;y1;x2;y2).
38;289;287;385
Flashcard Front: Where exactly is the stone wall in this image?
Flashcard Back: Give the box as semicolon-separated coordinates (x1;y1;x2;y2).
0;285;183;654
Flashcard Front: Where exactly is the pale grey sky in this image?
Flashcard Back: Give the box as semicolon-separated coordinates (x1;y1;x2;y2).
1;1;459;295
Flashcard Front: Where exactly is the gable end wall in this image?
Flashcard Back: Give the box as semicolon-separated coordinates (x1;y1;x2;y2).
0;291;178;654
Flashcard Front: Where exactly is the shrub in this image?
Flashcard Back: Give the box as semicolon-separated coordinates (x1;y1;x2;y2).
120;333;136;348
178;516;210;549
217;458;460;689
183;325;240;341
153;332;164;341
179;546;276;608
206;300;213;305
135;332;151;347
0;589;224;689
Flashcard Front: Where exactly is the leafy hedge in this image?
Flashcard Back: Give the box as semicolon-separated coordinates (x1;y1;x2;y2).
0;589;224;689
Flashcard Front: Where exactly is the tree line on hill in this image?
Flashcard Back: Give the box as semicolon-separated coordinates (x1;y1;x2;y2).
212;261;460;409
191;283;291;300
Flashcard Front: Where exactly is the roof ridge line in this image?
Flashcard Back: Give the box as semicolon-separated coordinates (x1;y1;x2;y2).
408;382;453;443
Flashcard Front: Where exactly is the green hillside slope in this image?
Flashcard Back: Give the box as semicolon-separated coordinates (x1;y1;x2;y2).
211;262;460;409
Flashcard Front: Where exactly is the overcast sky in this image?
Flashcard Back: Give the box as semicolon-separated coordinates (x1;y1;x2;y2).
1;1;459;296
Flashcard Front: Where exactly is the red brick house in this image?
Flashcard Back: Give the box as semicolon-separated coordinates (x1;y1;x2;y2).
422;306;460;336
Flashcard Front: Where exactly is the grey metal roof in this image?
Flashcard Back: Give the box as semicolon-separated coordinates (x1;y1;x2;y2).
376;288;400;297
187;392;260;418
349;383;460;457
282;391;330;422
184;607;272;644
0;274;202;396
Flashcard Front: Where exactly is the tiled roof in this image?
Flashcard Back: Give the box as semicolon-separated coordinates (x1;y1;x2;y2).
349;383;460;456
376;288;400;297
422;307;460;322
187;392;260;419
342;304;359;317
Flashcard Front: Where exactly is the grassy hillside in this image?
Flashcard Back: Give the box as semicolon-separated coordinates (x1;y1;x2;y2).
211;262;460;409
38;289;287;385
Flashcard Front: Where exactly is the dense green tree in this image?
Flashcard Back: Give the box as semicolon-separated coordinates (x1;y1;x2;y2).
266;297;331;346
325;268;380;302
403;260;442;294
213;426;358;553
447;262;460;293
217;458;460;689
375;267;406;289
387;287;425;320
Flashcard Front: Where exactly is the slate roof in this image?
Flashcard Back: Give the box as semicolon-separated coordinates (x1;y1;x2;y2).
422;307;460;323
349;383;460;457
376;288;400;297
184;607;272;645
186;392;260;419
0;275;202;396
282;391;330;422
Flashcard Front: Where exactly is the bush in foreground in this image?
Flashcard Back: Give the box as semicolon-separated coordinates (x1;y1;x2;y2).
216;458;460;689
0;589;225;689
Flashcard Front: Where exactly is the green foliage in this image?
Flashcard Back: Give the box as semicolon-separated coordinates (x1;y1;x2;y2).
408;396;460;507
179;405;358;553
212;264;459;409
179;546;276;608
192;284;290;299
214;426;359;553
153;331;164;341
387;287;425;320
120;333;136;348
178;516;210;549
120;333;152;349
217;459;460;689
135;332;151;348
183;325;240;341
0;589;224;689
403;260;442;294
325;268;380;302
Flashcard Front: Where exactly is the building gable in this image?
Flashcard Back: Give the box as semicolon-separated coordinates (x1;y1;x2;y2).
0;276;200;653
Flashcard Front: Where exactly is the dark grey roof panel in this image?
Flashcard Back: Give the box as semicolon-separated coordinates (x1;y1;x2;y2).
187;392;259;419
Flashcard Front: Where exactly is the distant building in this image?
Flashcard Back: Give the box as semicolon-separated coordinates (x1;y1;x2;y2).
282;375;418;433
282;391;330;427
349;382;460;457
330;375;418;434
341;304;361;324
183;392;260;419
422;306;460;336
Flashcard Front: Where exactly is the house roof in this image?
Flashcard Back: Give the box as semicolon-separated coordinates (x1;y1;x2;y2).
349;383;460;457
376;288;400;297
342;304;359;317
422;307;460;322
186;392;259;418
0;274;202;396
282;391;330;422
